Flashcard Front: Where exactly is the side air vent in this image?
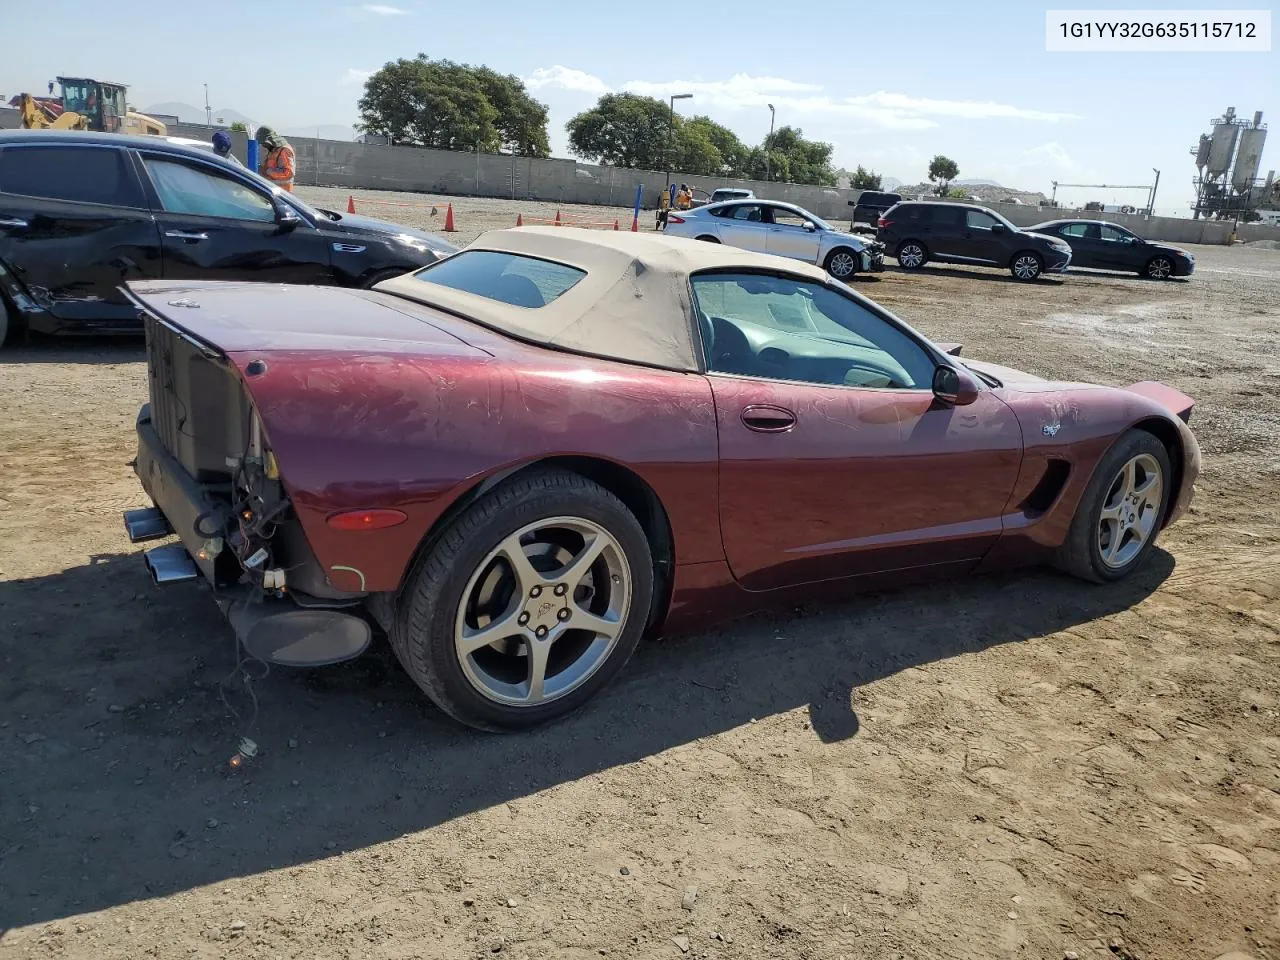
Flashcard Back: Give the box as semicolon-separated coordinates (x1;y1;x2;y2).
1020;458;1071;518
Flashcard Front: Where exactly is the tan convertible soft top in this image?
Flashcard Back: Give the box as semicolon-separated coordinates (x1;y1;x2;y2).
376;226;831;372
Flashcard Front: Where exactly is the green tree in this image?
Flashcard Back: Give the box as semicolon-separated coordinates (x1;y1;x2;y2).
472;66;550;157
683;115;749;176
673;122;723;177
745;126;836;186
849;165;882;190
229;121;248;134
566;93;673;169
928;155;960;196
357;54;548;156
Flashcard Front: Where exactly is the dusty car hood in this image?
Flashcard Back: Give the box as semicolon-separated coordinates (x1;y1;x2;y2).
961;357;1046;385
318;210;459;254
826;229;870;250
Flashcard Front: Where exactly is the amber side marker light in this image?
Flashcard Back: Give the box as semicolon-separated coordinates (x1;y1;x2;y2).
326;509;409;531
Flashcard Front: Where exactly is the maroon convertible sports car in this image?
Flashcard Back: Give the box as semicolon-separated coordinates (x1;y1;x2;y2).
122;227;1200;731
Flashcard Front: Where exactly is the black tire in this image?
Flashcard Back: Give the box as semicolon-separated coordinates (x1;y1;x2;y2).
1145;256;1174;280
389;468;654;731
361;267;412;289
896;240;927;269
1055;430;1172;584
824;247;860;279
0;292;20;347
1009;251;1043;281
695;235;720;243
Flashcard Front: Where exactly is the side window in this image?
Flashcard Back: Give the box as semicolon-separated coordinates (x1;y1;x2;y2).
770;208;811;229
142;157;275;222
1099;225;1128;242
691;272;935;389
1060;223;1090;238
728;204;765;222
965;210;999;231
0;145;141;207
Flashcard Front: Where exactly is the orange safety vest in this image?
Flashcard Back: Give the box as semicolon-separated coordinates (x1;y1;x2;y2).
263;145;296;191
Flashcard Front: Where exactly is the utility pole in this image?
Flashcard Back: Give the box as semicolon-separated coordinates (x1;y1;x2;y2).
1148;168;1161;215
765;103;776;182
666;93;692;187
204;84;211;126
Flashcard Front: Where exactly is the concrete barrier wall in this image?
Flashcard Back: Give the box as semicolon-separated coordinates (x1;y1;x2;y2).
155;124;1280;246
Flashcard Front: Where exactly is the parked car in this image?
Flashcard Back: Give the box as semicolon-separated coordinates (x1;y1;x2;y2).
161;136;245;167
1025;219;1194;279
848;190;901;227
877;201;1073;281
703;187;754;205
663;199;884;279
0;130;458;344
121;227;1200;731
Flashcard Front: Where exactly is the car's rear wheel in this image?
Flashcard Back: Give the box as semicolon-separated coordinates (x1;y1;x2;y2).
390;469;653;731
1056;430;1172;583
0;293;20;348
824;247;859;279
361;267;411;289
1145;256;1174;280
695;235;720;243
896;241;927;269
1010;252;1043;281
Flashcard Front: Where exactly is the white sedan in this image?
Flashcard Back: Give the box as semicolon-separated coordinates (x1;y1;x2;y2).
663;199;885;279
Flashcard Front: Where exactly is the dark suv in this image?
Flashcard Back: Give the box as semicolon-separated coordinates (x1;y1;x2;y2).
0;130;457;345
876;201;1072;281
848;190;901;227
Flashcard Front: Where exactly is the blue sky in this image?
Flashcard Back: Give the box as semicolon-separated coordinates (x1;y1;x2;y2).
3;0;1275;214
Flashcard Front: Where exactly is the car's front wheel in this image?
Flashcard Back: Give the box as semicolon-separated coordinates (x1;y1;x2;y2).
824;247;860;279
695;234;720;243
1145;256;1174;280
1010;252;1043;281
1056;430;1172;583
390;469;654;731
896;241;927;269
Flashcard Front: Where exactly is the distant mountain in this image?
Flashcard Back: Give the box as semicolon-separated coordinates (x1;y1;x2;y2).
955;178;1002;187
143;102;257;129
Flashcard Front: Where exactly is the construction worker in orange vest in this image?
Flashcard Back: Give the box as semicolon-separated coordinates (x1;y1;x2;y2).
255;126;295;193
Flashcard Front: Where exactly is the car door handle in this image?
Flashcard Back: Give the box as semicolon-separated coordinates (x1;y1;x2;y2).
741;404;796;433
164;230;209;242
0;218;28;229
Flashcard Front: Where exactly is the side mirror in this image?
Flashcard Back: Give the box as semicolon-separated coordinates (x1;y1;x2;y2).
932;364;981;406
803;221;817;232
274;200;300;229
990;223;1007;233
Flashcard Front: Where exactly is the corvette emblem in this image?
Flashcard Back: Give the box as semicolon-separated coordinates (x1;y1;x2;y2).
1042;423;1061;437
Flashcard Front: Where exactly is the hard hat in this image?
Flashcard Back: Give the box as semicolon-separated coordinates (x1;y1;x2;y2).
212;130;232;152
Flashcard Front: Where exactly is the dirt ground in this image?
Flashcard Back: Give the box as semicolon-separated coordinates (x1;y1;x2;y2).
1;187;1278;960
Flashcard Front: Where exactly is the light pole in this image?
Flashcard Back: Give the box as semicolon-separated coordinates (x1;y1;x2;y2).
204;83;211;126
765;103;776;181
666;92;692;187
1148;168;1161;216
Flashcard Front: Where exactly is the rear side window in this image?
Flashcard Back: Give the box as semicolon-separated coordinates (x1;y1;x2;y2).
0;145;141;207
411;250;585;308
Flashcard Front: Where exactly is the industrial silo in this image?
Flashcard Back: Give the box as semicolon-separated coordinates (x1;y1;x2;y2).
1207;117;1240;178
1232;115;1266;193
1194;134;1212;169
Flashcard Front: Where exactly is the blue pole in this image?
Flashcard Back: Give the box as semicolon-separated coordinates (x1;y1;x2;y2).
246;138;260;175
632;184;643;231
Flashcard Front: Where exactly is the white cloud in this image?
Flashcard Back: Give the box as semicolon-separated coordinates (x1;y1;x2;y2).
524;68;1076;132
341;68;374;87
524;66;612;95
362;3;408;14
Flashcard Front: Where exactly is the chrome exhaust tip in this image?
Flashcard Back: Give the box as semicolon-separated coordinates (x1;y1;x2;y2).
143;544;199;585
124;507;173;543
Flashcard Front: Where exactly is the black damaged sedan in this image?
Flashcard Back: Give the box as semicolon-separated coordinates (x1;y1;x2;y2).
0;130;458;344
1026;219;1194;280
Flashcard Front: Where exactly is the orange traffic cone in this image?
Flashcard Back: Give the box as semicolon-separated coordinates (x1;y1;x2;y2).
346;195;356;214
443;203;456;232
630;215;639;232
554;209;561;226
516;213;524;227
613;219;619;230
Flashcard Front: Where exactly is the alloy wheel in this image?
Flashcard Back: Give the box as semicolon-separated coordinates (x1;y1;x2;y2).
453;516;632;706
828;251;857;277
1147;257;1172;279
1096;453;1163;569
1012;255;1041;280
899;244;924;268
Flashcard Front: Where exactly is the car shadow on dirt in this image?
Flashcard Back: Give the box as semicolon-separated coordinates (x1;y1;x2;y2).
0;338;144;365
0;548;1174;930
884;265;1066;286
